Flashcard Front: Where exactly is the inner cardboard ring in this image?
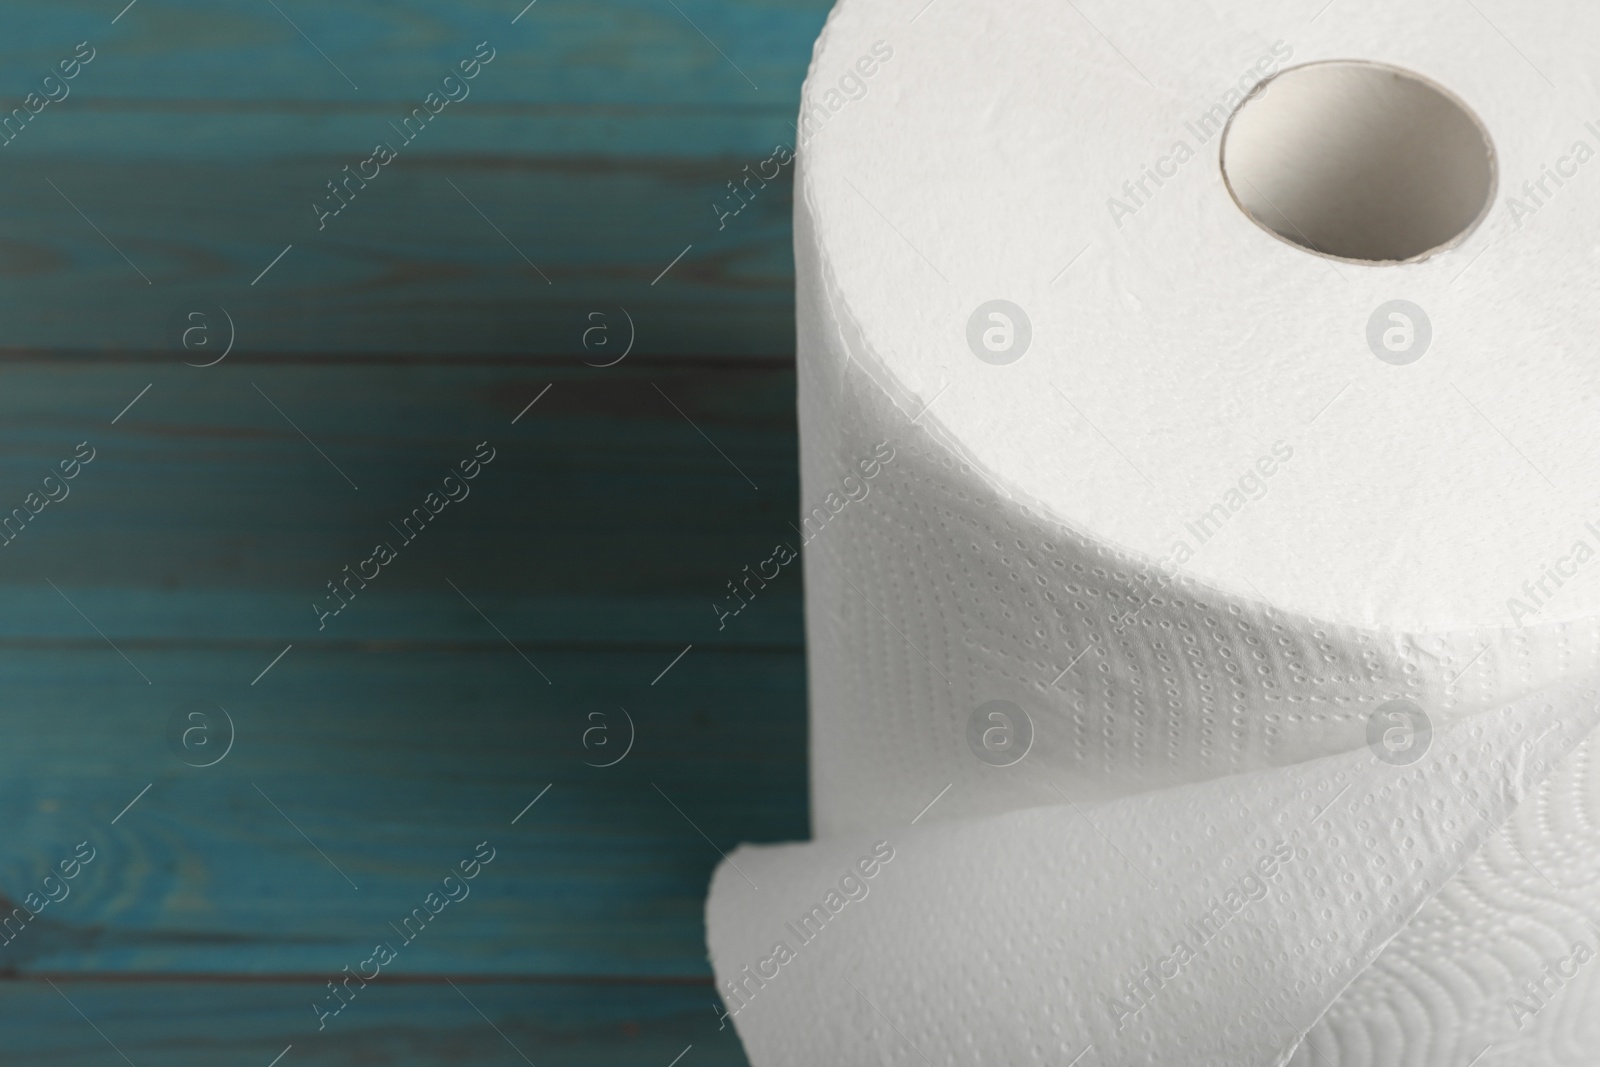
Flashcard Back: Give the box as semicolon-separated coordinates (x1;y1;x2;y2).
1220;60;1497;264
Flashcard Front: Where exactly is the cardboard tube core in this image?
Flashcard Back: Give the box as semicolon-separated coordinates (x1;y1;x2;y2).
1222;61;1497;264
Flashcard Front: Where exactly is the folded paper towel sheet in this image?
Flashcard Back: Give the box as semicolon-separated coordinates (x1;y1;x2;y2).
707;0;1600;1063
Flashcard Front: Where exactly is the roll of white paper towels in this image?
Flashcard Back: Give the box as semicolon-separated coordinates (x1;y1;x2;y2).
705;1;1600;1064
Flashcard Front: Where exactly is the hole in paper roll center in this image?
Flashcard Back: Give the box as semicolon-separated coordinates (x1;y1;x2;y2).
1220;61;1496;264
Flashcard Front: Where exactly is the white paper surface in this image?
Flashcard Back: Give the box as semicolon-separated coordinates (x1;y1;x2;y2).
707;1;1600;1062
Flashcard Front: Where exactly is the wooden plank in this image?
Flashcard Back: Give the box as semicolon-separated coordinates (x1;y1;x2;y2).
6;0;829;105
1;977;749;1066
0;360;809;979
18;105;805;157
0;157;798;356
0;644;807;977
0;0;830;356
0;591;804;648
0;362;802;626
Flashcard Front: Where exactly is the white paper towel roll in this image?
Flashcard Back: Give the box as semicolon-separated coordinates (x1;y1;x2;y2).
707;1;1600;1063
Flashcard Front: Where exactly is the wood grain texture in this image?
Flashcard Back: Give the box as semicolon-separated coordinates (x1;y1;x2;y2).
6;0;824;104
0;362;805;981
0;156;798;356
0;0;828;357
0;644;805;977
4;978;746;1065
0;2;821;1058
0;363;803;612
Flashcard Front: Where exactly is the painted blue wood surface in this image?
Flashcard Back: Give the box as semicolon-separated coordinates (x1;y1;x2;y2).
5;979;750;1065
0;0;828;356
0;360;807;952
0;362;808;1063
0;644;807;972
0;2;824;1060
0;363;805;610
